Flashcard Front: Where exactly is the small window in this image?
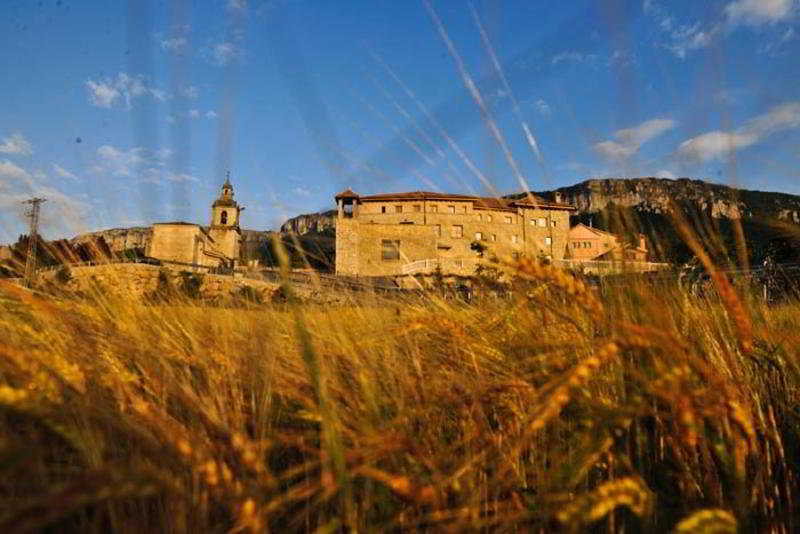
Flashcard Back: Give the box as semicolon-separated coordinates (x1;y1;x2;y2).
448;205;456;214
395;205;403;213
429;205;438;213
452;225;463;238
477;213;482;221
462;205;468;213
454;259;463;268
414;205;421;212
511;235;519;244
381;206;387;213
220;210;228;224
504;215;513;224
490;234;496;242
381;239;400;260
434;224;441;237
551;220;557;227
545;237;552;245
585;242;591;248
486;214;493;222
475;231;482;240
538;218;546;227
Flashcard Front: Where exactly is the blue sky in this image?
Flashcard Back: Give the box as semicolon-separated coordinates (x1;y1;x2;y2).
1;0;798;242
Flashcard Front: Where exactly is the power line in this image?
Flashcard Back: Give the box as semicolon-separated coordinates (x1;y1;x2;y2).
22;197;46;288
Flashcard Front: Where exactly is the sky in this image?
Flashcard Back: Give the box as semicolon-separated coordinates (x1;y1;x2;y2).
0;0;799;242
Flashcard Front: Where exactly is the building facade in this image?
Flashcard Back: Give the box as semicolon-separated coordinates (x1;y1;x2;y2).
147;176;243;269
334;190;574;277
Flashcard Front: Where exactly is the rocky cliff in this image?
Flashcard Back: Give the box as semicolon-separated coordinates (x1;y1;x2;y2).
280;210;336;235
70;226;152;253
538;178;800;222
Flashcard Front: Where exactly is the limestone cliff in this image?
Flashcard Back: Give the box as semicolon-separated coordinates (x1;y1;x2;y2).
280;210;336;235
70;227;153;253
537;178;800;221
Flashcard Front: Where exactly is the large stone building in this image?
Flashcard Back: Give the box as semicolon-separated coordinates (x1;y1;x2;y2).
565;223;647;262
334;190;574;277
146;176;243;269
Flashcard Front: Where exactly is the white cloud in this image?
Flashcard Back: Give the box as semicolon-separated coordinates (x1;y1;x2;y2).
85;73;168;109
93;144;198;186
206;110;218;119
96;145;146;177
551;51;598;65
227;0;248;11
211;42;241;66
53;164;79;181
725;0;795;25
292;186;311;197
179;85;199;99
0;133;33;156
594;118;676;159
654;169;677;179
534;99;551;116
678;101;800;161
160;36;188;52
189;109;200;119
0;159;32;181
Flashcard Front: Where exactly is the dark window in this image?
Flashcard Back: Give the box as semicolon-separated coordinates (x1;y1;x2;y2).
381;239;400;260
395;205;403;213
381;206;387;213
220;210;228;224
414;204;421;212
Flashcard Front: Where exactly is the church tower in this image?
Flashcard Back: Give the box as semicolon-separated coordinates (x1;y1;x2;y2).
209;172;243;267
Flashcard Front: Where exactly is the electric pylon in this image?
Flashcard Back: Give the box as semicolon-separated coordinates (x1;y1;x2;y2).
22;197;46;287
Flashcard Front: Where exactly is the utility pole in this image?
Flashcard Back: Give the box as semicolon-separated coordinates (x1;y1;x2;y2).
22;197;46;288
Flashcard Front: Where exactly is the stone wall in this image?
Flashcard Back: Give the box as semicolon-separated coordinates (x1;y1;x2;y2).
38;263;278;301
334;204;571;277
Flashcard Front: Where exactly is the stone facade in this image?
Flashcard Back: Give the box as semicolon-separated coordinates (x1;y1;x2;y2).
147;177;243;269
565;223;647;262
334;190;574;277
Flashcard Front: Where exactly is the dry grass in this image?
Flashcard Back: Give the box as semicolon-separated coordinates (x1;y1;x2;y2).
0;258;799;532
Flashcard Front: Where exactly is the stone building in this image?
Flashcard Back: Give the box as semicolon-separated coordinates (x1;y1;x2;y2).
147;176;243;269
565;223;648;262
334;189;574;277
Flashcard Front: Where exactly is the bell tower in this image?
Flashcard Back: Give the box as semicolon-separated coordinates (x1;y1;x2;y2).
209;172;243;266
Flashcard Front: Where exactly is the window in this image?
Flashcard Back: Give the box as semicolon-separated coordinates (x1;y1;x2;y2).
414;204;421;212
434;224;441;237
454;259;463;268
504;215;513;224
429;205;438;213
511;252;520;260
475;231;482;240
477;213;482;221
545;236;552;245
486;214;493;222
381;206;386;213
551;220;557;227
452;225;463;238
511;235;519;244
573;242;579;248
220;210;228;224
490;234;496;242
448;205;456;214
395;205;403;213
585;242;591;248
538;218;546;227
462;205;468;213
381;240;400;260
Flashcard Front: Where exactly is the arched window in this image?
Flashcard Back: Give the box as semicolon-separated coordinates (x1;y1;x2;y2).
220;210;228;224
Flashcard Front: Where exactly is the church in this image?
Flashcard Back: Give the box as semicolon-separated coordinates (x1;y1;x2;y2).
146;175;243;270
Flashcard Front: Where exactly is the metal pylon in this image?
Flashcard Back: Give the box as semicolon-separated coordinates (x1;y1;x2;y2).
22;197;46;287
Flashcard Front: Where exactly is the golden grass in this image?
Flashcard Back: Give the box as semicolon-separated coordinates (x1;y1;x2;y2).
0;259;799;532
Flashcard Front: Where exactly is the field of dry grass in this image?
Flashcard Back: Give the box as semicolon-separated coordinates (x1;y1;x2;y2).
0;257;798;532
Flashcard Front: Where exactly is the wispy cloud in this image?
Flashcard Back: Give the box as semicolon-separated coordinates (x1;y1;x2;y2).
206;110;218;119
189;109;200;119
594;118;676;159
534;99;551;116
678;101;800;161
210;42;242;66
551;51;598;65
0;133;33;156
53;164;79;181
0;159;32;181
85;73;168;109
725;0;796;26
160;36;188;53
92;144;198;185
179;85;199;99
